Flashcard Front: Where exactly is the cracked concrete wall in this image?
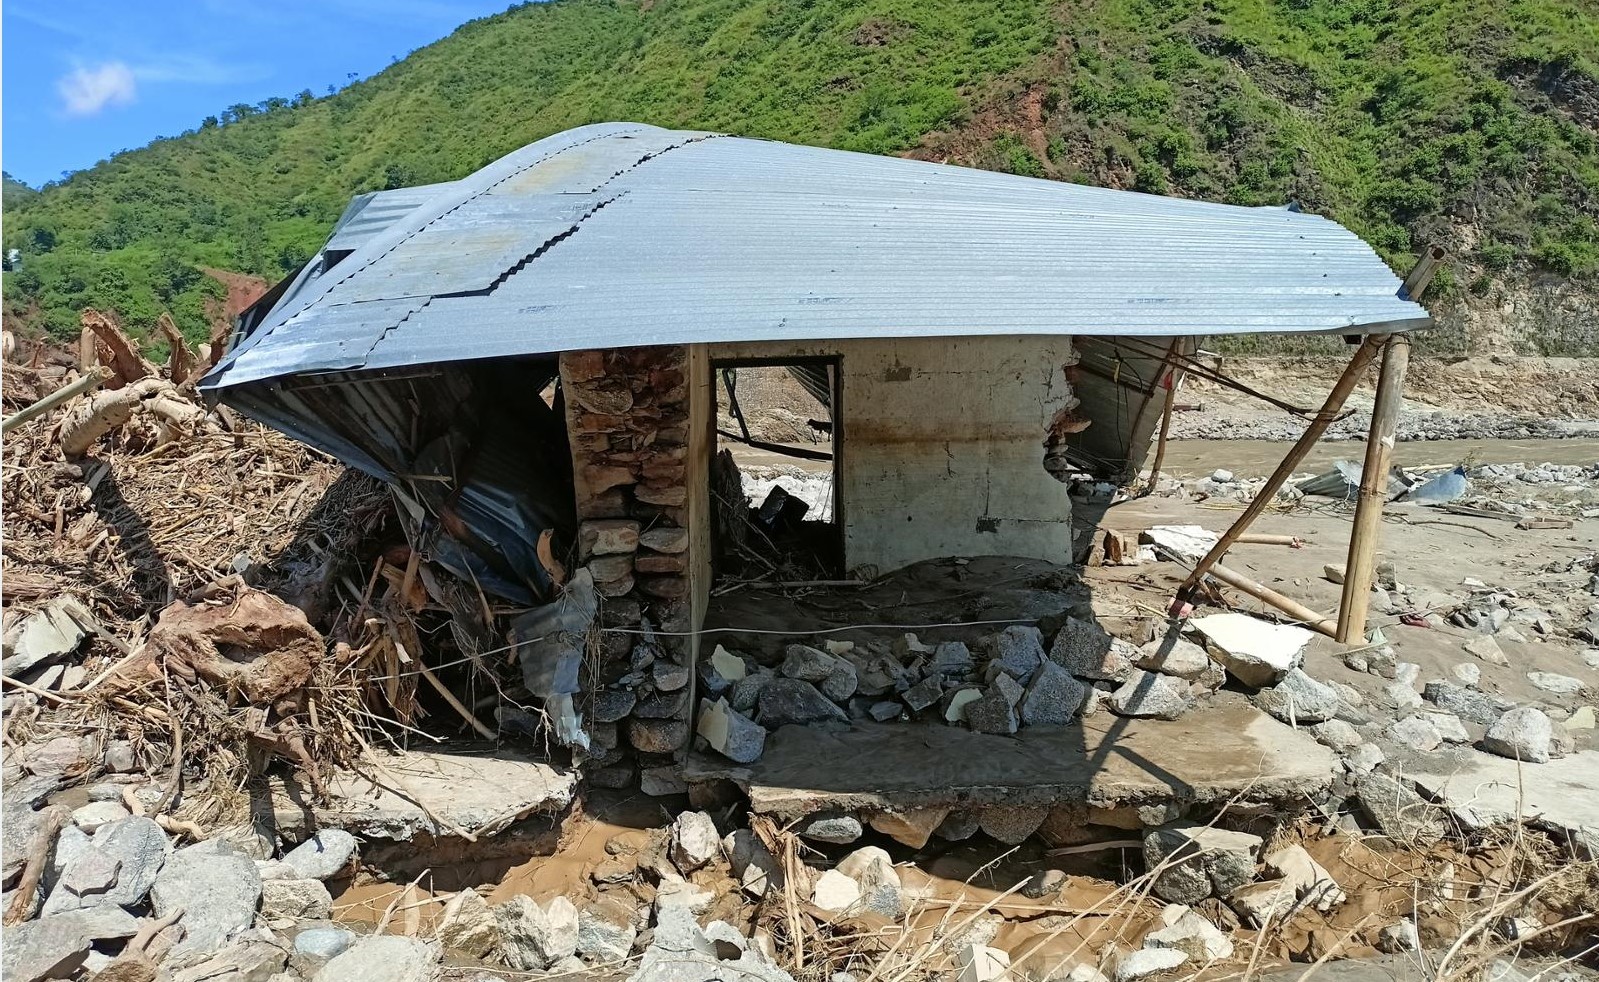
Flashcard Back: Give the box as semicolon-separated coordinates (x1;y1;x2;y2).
705;336;1078;573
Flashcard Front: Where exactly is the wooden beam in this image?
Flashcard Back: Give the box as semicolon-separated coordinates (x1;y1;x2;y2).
1206;562;1339;638
0;367;112;435
1143;365;1179;493
1337;335;1411;642
1173;335;1382;606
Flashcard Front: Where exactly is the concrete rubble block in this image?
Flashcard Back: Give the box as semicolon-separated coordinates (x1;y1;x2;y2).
868;807;950;849
577;896;638;962
1253;669;1341;724
1037;805;1093;848
1263;844;1346;911
796;813;863;844
670;811;721;872
1423;680;1513;726
988;626;1047;683
1566;706;1596;730
723;829;783;898
70;800;130;834
0;906;139;982
1464;635;1510;666
698;645;748;697
494;894;579;971
151;840;263;957
957;944;1011;982
902;675;944;712
836;845;904;918
894;633;935;660
1527;672;1585;696
1107;671;1192;720
1481;707;1554;763
964;681;1021;735
1142;823;1263;904
811;869;861;913
1048;617;1134;683
436;888;499;958
1144;903;1234;960
1311;719;1363;753
757;678;849;727
1021;660;1089;726
1191;613;1311;688
1114;947;1188;982
313;935;441;982
45;815;169;916
1386;715;1443;752
641;767;687;799
697;698;766;764
169;937;290;982
1134;635;1211;680
579;519;641;558
932;641;976;677
259;877;333;922
282;828;357;881
1355;772;1446;844
979;806;1049;845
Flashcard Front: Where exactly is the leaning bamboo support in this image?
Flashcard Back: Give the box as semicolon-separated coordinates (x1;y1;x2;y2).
1144;368;1179;492
1207;562;1339;637
1173;335;1382;606
1337;335;1411;642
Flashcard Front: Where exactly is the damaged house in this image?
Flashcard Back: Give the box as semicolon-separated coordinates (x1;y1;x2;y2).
199;122;1430;816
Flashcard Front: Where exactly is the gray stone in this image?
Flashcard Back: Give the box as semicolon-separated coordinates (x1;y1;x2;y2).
591;689;637;723
495;894;579;971
1114;947;1188;982
696;698;766;764
670;811;721;872
1527;672;1584;696
0;906;139;982
723;829;783;898
1376;920;1419;954
1355;773;1445;844
728;671;769;714
21;736;91;777
1451;663;1481;687
1383;682;1423;711
868;700;903;722
1254;669;1341;724
848;650;908;697
44;815;168;915
151;841;263;957
1048;618;1134;682
988;626;1046;683
964;682;1020;735
836;845;903;918
282;829;357;881
313;935;440;982
1482;707;1553;763
294;926;356;964
1144;905;1234;960
70;800;129;834
577;896;638;962
1312;719;1363;752
653;660;690;692
931;641;975;677
640;766;687;797
979;806;1048;845
1;597;91;677
1020;660;1088;726
782;644;857;702
57;847;119;898
260;877;333;921
902;675;943;712
1022;869;1068;899
1422;711;1471;744
756;678;848;727
1423;680;1513;726
1464;635;1510;666
1142;823;1263;904
629;717;690;754
1344;742;1386;775
1134;636;1211;680
797;813;863;844
1386;715;1443;752
936;810;982;841
1107;671;1191;720
170;938;290;982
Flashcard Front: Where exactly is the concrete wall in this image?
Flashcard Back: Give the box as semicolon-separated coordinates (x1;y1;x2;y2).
703;335;1078;574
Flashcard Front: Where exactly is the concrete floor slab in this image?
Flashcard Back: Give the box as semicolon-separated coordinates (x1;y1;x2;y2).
687;696;1338;819
1409;749;1599;853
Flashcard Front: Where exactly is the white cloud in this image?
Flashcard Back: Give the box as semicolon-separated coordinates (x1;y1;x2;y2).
58;61;137;117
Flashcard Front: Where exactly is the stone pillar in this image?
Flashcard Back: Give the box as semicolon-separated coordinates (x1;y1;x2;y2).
559;346;694;794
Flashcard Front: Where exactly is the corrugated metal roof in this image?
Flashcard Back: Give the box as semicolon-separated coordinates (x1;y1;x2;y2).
204;122;1428;391
323;181;463;253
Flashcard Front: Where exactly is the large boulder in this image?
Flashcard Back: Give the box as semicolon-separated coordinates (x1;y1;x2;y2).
150;841;263;957
314;935;440;982
282;829;357;880
1142;823;1262;904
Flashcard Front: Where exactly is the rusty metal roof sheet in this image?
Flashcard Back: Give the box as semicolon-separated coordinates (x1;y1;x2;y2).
203;122;1429;392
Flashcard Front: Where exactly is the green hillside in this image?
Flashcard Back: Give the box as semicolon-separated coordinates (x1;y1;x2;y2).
4;0;1596;353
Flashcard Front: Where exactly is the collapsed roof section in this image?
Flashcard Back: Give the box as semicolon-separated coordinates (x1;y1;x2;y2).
202;121;1429;398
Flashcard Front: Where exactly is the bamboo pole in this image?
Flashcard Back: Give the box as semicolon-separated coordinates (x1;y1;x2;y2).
1172;335;1382;607
1144;367;1179;492
1;367;112;434
1337;335;1411;642
1207;562;1339;637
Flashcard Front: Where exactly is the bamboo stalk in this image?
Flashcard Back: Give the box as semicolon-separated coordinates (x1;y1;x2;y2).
1206;562;1339;637
1;367;111;434
1145;374;1178;492
1235;533;1304;547
1337;335;1411;643
1174;336;1382;605
416;660;497;740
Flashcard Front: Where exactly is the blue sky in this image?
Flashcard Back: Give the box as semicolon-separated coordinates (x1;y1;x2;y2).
3;0;517;187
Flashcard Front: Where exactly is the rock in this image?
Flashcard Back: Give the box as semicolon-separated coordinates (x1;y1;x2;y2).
1142;823;1262;904
723;829;782;898
727;671;769;714
1451;663;1482;686
979;806;1049;845
639;766;686;796
756;678;848;727
868;700;903;722
1021;660;1088;726
2;597;92;677
655;874;715;915
1322;564;1346;584
1565;706;1596;730
170;938;290;982
21;736;91;777
811;869;861;912
957;944;1011;982
1376;920;1419;954
1423;680;1513;726
495;895;579;971
282;829;357;881
944;688;983;722
653;660;690;692
1;907;139;982
629;717;690;754
699;645;748;697
868;808;949;849
1423;711;1470;744
1344;742;1385;775
45;816;169;915
1527;672;1584;696
1107;671;1191;720
1355;773;1445;844
1311;719;1362;752
1383;682;1423;711
1191;613;1310;687
590;689;637;724
1144;904;1234;960
1263;844;1345;911
577;897;638;962
1022;869;1068;899
1134;636;1210;680
1228;880;1297;926
1254;669;1341;724
151;841;263;957
964;682;1020;734
1464;635;1510;666
1114;947;1188;982
849;650;908;697
988;626;1046;682
936;810;983;841
1386;715;1443;752
58;847;120;898
696;698;766;764
1048;618;1134;682
781;644;857;702
796;813;862;844
670;812;721;872
313;935;440;982
70;801;129;834
836;846;903;918
295;926;356;968
1482;707;1553;763
902;675;943;712
260;877;332;922
931;641;975;677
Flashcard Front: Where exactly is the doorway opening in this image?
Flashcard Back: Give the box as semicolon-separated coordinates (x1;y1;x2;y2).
709;357;843;581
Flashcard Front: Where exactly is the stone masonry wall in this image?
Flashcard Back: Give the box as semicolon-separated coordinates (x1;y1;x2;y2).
559;345;695;794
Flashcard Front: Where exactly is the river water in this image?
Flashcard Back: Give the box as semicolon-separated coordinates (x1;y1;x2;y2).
1157;437;1597;475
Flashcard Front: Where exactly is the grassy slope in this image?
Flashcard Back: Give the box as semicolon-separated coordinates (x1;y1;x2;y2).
3;0;1595;352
